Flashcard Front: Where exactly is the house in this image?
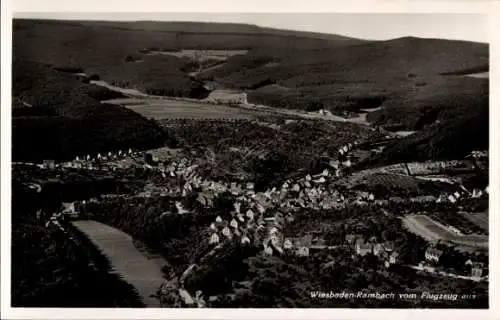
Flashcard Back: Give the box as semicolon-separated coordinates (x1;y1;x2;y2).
471;263;484;278
241;236;251;245
237;213;245;223
389;252;399;265
296;246;310;257
210;223;217;230
43;160;55;169
234;202;241;213
322;169;329;177
230;219;238;229
472;189;483;198
264;245;273;256
246;209;255;220
314;177;326;184
425;247;443;263
342;159;352;168
209;233;220;244
271;232;284;248
283;238;293;250
383;242;395;253
269;226;279;235
447;195;457;203
175;201;189;214
373;243;384;256
222;227;232;238
345;234;356;245
355;239;372;256
329;160;340;169
447;226;463;235
62;202;78;218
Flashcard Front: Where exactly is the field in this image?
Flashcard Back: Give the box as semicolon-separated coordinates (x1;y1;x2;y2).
109;98;258;120
459;211;489;232
71;220;167;307
403;214;488;249
334;171;454;197
146;49;249;62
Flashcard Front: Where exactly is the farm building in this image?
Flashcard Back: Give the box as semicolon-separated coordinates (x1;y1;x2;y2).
61;202;78;218
425;247;443;263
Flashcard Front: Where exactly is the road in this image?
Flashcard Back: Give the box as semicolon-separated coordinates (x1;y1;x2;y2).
71;220;172;307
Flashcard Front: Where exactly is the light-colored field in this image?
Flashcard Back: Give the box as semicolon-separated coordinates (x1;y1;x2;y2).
394;131;417;137
125;99;257;120
403;214;488;249
459;212;489;232
204;90;248;105
147;49;248;61
466;72;488;79
71;220;167;307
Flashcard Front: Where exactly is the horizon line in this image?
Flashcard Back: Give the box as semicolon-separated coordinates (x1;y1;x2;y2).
12;16;489;44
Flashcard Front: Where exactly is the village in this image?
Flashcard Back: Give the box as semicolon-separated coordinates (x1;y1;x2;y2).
13;130;489;308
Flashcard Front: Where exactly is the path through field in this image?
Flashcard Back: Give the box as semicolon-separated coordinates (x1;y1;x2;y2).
71;220;167;307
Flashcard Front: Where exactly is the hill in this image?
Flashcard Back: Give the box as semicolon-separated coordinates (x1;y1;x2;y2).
363;103;488;166
14;20;488;120
12;19;489;163
12;59;167;161
206;37;488;115
13;19;363;99
366;76;489;131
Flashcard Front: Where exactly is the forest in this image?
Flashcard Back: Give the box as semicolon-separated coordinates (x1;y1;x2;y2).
366;103;489;166
12;59;167;161
11;185;144;307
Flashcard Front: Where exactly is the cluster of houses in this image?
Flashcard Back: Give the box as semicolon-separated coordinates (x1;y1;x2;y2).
207;195;290;250
421;246;485;280
436;186;488;204
38;149;139;170
345;235;400;267
466;150;488;160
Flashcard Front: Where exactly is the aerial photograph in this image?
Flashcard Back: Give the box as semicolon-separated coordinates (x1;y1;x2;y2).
9;12;489;309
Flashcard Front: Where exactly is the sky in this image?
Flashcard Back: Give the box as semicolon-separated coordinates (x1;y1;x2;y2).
13;12;489;43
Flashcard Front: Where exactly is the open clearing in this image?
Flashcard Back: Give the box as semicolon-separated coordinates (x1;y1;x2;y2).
403;214;488;250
